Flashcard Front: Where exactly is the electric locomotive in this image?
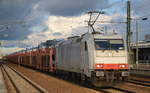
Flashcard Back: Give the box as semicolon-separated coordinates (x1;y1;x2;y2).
56;32;129;86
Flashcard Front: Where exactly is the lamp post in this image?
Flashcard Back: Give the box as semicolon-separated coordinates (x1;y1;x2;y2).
136;20;139;65
135;17;148;65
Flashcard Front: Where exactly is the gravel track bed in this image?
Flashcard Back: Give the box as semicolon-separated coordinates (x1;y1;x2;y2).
115;82;150;93
8;63;150;93
8;63;100;93
130;75;150;83
1;66;17;93
2;65;41;93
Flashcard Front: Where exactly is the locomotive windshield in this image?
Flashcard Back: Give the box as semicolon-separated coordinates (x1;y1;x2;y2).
95;40;109;50
95;39;124;50
109;40;124;50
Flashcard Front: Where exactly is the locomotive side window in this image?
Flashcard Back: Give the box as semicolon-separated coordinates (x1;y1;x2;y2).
41;55;44;66
85;42;88;51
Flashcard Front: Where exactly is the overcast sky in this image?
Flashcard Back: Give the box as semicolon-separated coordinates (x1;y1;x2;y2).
0;0;150;54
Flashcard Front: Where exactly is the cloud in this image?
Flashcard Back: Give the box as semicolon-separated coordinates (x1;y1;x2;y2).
1;0;150;54
0;0;111;41
132;0;150;16
0;40;31;48
0;0;38;40
130;0;150;41
1;12;125;50
27;14;114;41
36;0;108;16
52;32;62;36
0;47;24;55
0;0;37;21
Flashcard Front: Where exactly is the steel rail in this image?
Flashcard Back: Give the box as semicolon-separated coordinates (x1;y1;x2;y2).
2;64;48;93
99;87;134;93
128;79;150;87
1;65;20;93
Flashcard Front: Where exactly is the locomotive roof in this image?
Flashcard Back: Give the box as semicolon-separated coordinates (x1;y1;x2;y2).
58;33;123;46
93;34;123;39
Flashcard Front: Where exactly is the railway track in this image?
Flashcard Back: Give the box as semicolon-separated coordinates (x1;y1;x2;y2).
4;63;150;93
98;81;150;93
90;86;135;93
0;64;48;93
128;79;150;87
89;79;150;93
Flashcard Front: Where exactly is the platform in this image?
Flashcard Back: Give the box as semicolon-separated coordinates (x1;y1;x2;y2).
130;69;150;77
130;64;150;77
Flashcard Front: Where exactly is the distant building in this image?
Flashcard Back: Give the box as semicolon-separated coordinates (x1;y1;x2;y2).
145;34;150;42
0;55;2;59
0;54;5;59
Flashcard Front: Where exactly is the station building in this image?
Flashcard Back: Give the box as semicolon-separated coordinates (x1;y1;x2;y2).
130;34;150;76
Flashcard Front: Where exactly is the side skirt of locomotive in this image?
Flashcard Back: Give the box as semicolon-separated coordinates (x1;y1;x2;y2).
52;69;129;87
90;70;129;86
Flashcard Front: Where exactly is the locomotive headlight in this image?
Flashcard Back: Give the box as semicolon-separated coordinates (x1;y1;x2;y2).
119;64;126;68
122;65;125;68
97;64;103;68
95;64;104;69
97;64;101;68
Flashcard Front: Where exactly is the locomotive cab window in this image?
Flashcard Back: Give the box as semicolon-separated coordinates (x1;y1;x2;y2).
110;40;124;50
94;39;124;50
94;39;109;50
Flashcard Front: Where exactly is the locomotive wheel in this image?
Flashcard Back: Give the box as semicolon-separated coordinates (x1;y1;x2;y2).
122;76;128;81
90;76;107;87
91;76;99;86
90;76;118;87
